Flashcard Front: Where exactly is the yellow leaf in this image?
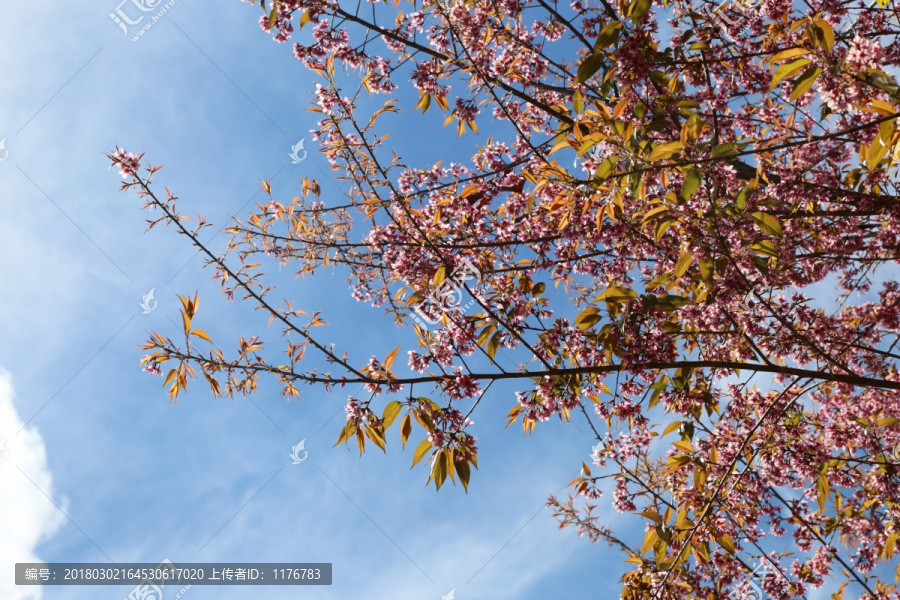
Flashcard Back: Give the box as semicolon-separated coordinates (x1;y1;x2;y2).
364;425;386;452
433;266;447;287
412;438;432;468
384;344;401;370
662;421;682;437
648;141;684;161
382;400;402;429
334;421;355;447
642;528;659;556
400;414;412;448
674;250;693;278
191;329;212;344
642;206;670;223
667;454;692;472
460;184;481;198
673;440;695;453
163;368;177;387
416;92;431;113
768;47;807;65
813;19;834;51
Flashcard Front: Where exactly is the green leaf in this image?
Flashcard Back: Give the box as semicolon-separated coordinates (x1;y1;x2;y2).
593;156;619;180
789;66;822;101
575;306;602;330
771;58;811;89
677;99;701;109
434;449;449;490
736;186;753;210
751;255;770;275
628;0;652;20
711;142;738;157
455;458;471;492
487;331;501;358
575;53;606;84
655;217;674;241
751;240;779;257
682;170;702;200
661;295;691;308
597;286;639;302
751;211;783;237
699;258;714;284
572;89;584;114
594;21;622;50
817;473;829;511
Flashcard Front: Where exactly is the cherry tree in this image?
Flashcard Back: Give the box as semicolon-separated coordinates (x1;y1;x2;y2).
111;0;900;596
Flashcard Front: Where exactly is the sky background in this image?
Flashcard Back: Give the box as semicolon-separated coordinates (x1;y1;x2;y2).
0;1;885;599
0;2;623;599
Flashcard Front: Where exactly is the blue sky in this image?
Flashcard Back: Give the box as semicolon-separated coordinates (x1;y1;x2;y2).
0;2;626;599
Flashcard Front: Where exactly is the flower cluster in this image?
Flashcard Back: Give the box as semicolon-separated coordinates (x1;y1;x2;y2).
112;148;141;179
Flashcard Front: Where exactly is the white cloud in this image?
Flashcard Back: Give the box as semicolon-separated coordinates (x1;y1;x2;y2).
0;369;65;600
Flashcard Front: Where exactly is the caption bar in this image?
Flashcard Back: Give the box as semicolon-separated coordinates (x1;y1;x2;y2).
16;563;331;585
